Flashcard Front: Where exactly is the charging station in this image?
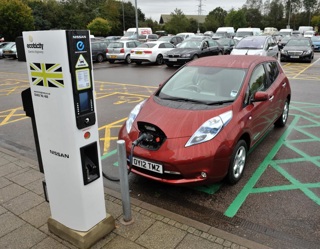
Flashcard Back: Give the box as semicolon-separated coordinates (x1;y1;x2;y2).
22;30;114;249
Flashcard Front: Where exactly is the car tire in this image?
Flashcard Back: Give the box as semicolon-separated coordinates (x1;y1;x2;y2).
274;99;289;127
155;54;163;65
96;54;104;63
108;60;115;64
227;140;247;185
166;63;174;67
125;54;131;64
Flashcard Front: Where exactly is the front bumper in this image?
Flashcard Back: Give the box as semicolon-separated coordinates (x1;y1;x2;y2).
163;57;191;65
118;125;232;185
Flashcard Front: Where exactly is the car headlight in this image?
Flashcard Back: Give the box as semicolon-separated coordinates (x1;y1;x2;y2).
303;50;312;55
125;100;146;133
185;111;233;147
181;53;191;58
280;49;287;54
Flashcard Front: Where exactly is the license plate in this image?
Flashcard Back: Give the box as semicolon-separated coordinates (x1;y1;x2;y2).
110;55;117;59
169;58;177;61
290;56;299;58
135;51;142;54
132;157;163;174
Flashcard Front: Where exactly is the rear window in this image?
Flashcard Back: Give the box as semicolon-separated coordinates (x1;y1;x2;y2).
138;43;157;48
108;42;124;48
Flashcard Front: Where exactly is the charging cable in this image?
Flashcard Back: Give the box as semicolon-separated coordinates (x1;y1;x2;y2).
102;133;148;181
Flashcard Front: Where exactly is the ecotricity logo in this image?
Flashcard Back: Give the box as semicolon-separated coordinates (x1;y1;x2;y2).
27;35;44;50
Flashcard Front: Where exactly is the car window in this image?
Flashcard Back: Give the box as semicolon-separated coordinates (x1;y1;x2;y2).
207;40;217;47
91;43;99;49
249;64;267;95
108;42;123;48
265;61;279;87
159;43;165;48
164;43;175;48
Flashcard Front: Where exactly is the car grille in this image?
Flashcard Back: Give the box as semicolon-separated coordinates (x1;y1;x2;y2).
168;54;180;58
288;51;303;56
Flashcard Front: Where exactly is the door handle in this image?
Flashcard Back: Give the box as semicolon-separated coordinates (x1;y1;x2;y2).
269;95;274;101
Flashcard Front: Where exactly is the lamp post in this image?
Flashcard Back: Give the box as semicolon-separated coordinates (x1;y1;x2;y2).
287;0;291;29
134;0;139;40
122;0;125;35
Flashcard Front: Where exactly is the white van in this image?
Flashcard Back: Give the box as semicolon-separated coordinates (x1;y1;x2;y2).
216;27;235;34
121;27;152;40
279;28;293;36
264;27;278;35
234;28;261;41
298;26;313;35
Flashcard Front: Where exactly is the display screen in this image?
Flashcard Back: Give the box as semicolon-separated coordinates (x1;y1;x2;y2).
79;91;90;112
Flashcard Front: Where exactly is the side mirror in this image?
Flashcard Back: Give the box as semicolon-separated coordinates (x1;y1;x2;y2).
252;91;269;102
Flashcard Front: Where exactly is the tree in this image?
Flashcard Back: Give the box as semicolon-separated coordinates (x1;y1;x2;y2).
164;9;190;34
0;0;34;40
225;9;247;30
87;17;111;36
263;1;285;29
204;7;227;31
244;8;263;28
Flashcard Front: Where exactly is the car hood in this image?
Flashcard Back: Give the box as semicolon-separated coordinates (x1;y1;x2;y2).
231;48;264;55
134;97;232;138
166;48;200;55
283;45;311;51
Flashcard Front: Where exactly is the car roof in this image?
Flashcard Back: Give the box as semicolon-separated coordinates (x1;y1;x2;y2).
187;55;276;69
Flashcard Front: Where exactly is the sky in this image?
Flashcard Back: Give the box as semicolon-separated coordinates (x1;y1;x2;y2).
131;0;247;21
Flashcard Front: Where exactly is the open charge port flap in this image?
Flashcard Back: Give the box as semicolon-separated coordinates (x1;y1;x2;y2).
80;142;100;185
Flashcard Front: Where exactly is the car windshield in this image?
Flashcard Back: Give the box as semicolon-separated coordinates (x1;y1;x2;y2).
158;65;246;104
217;38;230;46
311;36;320;42
236;37;265;49
235;31;253;38
158;36;171;41
178;40;202;48
108;42;124;48
286;39;311;47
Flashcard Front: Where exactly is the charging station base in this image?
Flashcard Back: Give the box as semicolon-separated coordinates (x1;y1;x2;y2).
48;214;115;249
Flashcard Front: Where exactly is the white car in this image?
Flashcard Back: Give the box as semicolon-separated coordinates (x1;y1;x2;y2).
231;35;279;59
304;31;315;38
106;40;141;64
130;41;175;65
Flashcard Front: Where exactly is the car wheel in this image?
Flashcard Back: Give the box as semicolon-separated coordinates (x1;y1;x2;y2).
108;60;115;64
155;54;163;65
96;54;104;63
227;140;247;185
274;99;289;127
125;54;131;64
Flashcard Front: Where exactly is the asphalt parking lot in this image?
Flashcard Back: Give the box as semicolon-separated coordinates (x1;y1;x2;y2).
1;54;320;249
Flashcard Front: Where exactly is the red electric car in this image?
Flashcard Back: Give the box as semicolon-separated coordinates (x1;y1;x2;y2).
118;55;291;185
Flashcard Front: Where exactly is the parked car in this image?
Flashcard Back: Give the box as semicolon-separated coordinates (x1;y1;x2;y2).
231;35;279;59
91;40;110;62
157;36;184;46
106;40;140;64
0;42;9;58
280;37;314;63
311;36;320;52
304;30;315;38
277;36;291;50
2;42;17;59
217;38;237;54
163;37;224;67
212;32;231;40
105;36;121;41
176;32;195;39
130;41;175;65
138;34;158;42
118;55;291;185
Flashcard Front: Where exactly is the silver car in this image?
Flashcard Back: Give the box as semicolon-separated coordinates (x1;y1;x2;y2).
231;35;279;59
106;40;140;64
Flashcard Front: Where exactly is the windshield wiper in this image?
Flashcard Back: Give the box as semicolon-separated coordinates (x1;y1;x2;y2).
205;100;234;105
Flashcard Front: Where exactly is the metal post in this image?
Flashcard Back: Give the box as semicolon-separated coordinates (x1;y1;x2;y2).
117;140;134;225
